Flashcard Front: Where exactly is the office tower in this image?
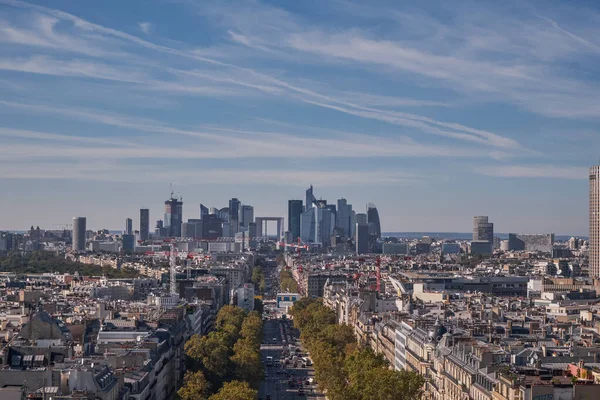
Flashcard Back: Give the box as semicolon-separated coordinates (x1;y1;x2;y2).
356;213;367;226
301;202;335;246
122;234;135;252
288;200;303;241
125;218;133;235
473;216;494;242
239;205;254;228
202;214;224;240
200;204;209;219
305;185;317;211
229;198;241;232
366;203;381;239
218;207;229;223
590;165;600;277
72;217;86;252
356;220;369;255
336;198;352;238
350;210;357;238
164;197;183;237
139;209;149;240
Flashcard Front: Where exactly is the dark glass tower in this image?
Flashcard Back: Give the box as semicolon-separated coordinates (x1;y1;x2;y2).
140;209;150;240
164;197;183;237
288;200;303;241
366;203;381;239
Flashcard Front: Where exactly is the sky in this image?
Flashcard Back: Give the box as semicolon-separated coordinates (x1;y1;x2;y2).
0;0;599;235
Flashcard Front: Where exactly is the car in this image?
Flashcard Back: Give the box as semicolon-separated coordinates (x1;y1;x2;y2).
298;389;305;396
266;395;272;400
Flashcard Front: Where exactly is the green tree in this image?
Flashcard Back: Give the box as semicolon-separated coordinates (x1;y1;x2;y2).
184;332;231;379
216;305;246;331
344;348;389;399
230;338;264;387
177;371;211;400
208;380;257;400
216;305;246;345
239;311;263;347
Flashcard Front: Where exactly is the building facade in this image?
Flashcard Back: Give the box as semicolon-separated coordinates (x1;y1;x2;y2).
473;216;494;242
72;217;86;252
140;209;150;241
590;165;600;277
164;198;183;238
288;200;303;241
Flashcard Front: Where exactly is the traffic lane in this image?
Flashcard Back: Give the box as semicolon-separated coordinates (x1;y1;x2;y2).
260;319;289;400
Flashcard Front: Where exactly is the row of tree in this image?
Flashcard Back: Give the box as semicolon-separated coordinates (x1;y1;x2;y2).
179;305;264;400
251;265;266;293
279;268;298;292
0;251;140;278
290;298;424;400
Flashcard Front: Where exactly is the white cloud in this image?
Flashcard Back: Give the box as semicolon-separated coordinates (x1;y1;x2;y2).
138;22;151;34
0;0;524;150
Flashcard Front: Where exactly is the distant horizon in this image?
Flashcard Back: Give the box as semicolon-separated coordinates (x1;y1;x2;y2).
2;229;587;241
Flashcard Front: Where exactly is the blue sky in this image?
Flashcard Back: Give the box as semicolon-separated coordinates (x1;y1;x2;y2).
0;0;598;234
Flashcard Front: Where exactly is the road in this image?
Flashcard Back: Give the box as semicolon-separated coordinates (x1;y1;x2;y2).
259;318;325;400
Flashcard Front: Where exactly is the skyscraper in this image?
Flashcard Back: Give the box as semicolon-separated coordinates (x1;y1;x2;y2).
140;209;149;240
590;165;600;277
288;200;303;241
125;218;133;235
336;198;353;238
366;203;381;239
72;217;86;252
356;217;369;255
200;204;209;219
164;197;183;237
300;201;335;246
239;205;254;228
473;216;494;242
305;185;317;211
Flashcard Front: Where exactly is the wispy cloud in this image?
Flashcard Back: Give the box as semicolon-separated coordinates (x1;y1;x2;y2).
477;165;587;180
0;0;524;151
138;22;152;34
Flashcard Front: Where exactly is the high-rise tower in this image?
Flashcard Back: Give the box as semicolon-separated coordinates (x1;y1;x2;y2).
288;200;303;241
229;198;241;233
590;165;600;277
125;218;133;235
72;217;86;252
473;216;494;242
164;197;183;237
239;205;254;228
366;203;381;239
140;209;150;240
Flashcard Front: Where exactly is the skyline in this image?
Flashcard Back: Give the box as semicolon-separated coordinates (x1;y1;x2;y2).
1;0;599;234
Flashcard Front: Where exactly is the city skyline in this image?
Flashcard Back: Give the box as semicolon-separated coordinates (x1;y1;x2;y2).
1;0;599;234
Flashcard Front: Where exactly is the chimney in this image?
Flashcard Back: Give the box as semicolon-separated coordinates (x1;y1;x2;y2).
542;344;547;357
578;359;585;370
506;320;513;338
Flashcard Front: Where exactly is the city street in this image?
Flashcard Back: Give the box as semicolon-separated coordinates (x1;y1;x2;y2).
259;318;325;400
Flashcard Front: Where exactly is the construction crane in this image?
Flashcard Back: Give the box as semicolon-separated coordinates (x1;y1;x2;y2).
169;243;177;297
277;237;309;253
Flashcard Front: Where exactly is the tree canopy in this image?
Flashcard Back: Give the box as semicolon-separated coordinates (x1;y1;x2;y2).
177;371;211;400
290;298;424;400
208;380;257;400
0;251;140;278
184;305;263;397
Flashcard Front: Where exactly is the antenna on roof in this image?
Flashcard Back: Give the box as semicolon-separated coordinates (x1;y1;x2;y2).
170;183;174;199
